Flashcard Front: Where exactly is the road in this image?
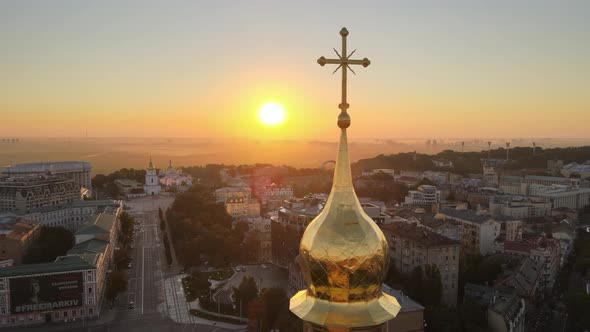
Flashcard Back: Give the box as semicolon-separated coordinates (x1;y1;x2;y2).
32;195;244;332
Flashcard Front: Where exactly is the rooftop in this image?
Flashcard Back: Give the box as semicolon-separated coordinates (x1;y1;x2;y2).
381;284;424;312
0;255;95;278
440;207;519;224
75;213;116;235
68;238;109;255
380;222;459;248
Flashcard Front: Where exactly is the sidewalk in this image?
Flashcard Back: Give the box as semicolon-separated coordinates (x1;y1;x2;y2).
164;274;246;330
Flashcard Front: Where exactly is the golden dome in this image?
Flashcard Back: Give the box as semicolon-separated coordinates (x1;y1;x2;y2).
289;128;400;328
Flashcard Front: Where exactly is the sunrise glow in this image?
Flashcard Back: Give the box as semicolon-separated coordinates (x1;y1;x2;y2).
258;102;286;126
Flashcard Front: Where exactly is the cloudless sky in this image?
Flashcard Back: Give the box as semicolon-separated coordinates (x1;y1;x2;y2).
1;0;589;140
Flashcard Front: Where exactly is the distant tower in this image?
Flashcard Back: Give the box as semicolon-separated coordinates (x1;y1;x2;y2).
487;141;492;159
532;142;536;156
461;141;465;153
505;142;511;160
143;156;161;195
412;150;417;162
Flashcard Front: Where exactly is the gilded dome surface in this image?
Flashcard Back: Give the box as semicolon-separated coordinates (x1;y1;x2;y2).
289;130;400;328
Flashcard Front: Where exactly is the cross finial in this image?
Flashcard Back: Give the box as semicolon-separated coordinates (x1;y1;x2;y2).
318;27;370;129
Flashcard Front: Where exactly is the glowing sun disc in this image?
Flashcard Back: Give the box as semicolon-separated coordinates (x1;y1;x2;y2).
258;102;286;126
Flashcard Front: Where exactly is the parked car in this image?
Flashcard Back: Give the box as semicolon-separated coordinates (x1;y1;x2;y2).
128;301;135;309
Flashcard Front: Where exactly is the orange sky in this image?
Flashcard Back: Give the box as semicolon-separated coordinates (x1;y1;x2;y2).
1;1;589;140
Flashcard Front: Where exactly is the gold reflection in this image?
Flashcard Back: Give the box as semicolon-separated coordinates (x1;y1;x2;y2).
289;130;400;328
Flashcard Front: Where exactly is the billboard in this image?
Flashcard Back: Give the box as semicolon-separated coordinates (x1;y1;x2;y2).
10;272;83;314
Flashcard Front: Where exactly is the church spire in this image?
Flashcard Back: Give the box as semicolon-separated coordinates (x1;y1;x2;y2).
148;156;154;170
290;28;399;331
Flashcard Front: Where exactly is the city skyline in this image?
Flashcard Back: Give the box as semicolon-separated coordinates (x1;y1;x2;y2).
1;1;589;140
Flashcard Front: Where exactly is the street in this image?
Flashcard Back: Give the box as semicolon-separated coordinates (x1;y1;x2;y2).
25;195;245;332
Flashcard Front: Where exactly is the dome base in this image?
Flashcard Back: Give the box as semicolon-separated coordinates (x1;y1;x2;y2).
290;290;400;328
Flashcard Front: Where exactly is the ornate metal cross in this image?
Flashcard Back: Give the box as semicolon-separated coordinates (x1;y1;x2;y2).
318;27;370;129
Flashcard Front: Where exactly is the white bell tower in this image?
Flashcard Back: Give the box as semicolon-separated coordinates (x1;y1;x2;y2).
144;156;161;195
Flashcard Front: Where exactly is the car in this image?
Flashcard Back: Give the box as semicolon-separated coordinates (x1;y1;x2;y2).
235;266;241;272
261;264;267;269
127;263;132;268
128;301;135;309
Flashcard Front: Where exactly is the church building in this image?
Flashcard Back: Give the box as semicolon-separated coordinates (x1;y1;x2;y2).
144;157;161;195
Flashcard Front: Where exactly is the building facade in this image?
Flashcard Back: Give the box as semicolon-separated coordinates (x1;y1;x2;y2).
381;222;460;307
258;184;293;209
143;158;161;196
17;200;123;232
214;187;252;203
0;216;41;265
403;185;441;207
0;176;79;214
0;211;118;328
2;162;92;192
438;207;509;255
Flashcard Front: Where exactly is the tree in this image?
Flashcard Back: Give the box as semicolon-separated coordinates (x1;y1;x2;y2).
105;271;127;305
119;212;135;247
458;255;502;299
422;264;443;307
261;288;290;331
23;227;75;264
233;275;258;316
243;235;261;262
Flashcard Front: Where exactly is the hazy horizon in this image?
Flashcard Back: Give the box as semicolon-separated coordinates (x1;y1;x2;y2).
2;137;589;176
2;1;589;140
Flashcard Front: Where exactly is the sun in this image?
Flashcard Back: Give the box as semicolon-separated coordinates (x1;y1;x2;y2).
258;102;286;126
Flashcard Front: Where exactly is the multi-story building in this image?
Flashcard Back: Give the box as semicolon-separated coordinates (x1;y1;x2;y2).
244;217;272;262
0;176;79;214
464;283;526;332
0;216;41;265
271;198;324;264
560;162;590;179
114;179;143;195
496;257;543;298
489;195;551;219
224;198;260;219
74;213;119;264
403;185;441;207
382;284;425;332
381;222;460;307
444;209;502;256
500;236;561;291
1;162;92;192
523;175;584;187
422;171;449;185
531;184;590;210
258;184;293;209
214;187;252;203
0;212;118;327
15;200;123;232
